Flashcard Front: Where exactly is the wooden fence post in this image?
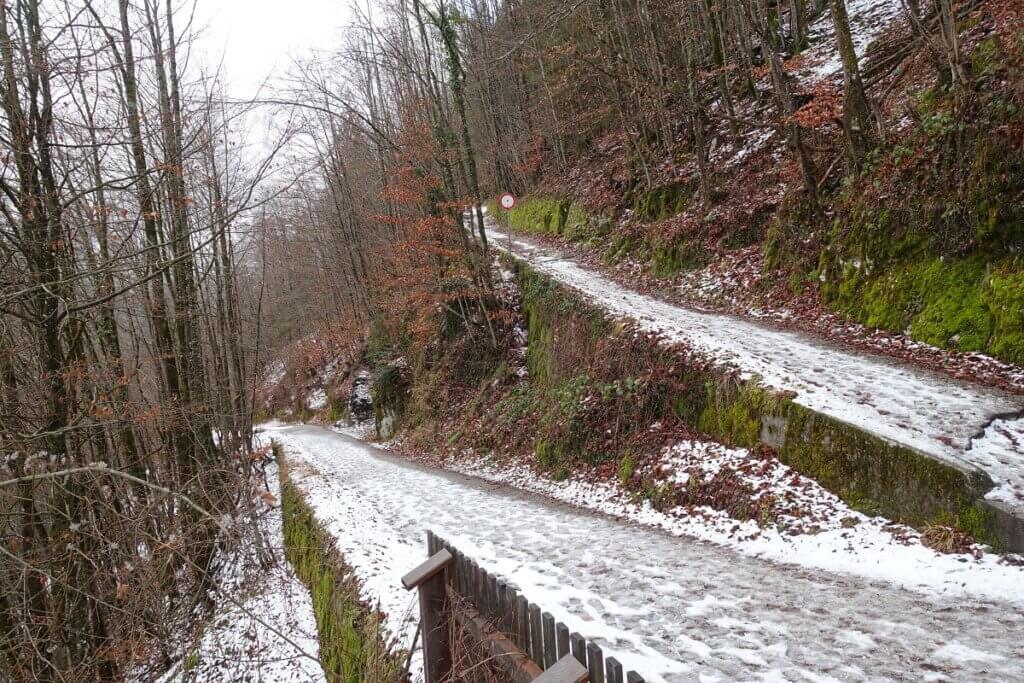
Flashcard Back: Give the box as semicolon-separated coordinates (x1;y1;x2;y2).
401;541;454;683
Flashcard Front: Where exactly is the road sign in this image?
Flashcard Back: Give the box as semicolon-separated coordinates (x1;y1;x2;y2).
499;192;517;210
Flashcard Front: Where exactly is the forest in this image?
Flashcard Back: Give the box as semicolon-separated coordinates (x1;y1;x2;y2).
1;0;1022;680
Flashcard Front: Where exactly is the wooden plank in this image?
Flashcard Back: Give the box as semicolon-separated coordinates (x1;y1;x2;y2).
556;622;570;659
418;570;451;683
605;657;623;683
427;530;437;555
453;551;465;595
401;549;453;590
515;594;529;653
496;580;509;631
529;604;544;667
469;561;480;603
542;612;557;669
570;632;587;667
487;575;499;620
586;642;605;683
625;673;645;683
532;654;589;683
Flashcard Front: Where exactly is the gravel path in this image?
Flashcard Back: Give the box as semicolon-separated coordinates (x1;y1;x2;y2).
482;218;1024;508
271;424;1024;683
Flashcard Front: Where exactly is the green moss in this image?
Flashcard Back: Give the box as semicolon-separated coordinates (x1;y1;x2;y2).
697;381;778;448
504;196;592;240
631;182;692;221
279;459;403;681
618;451;636;484
971;37;1001;80
824;245;1024;360
988;270;1024;364
372;363;410;432
907;260;990;350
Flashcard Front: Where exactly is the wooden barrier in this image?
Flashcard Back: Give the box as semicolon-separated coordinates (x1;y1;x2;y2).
402;531;647;683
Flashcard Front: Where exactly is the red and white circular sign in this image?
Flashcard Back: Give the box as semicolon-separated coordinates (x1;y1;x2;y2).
499;192;517;210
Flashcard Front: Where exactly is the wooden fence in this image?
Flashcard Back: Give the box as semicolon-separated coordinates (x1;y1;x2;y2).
402;531;647;683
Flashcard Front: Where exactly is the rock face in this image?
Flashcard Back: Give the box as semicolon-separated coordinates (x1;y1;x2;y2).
349;370;373;423
372;361;411;440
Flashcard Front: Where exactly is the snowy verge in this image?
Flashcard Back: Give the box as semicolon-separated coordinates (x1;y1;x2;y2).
397;438;1024;609
146;459;326;683
799;0;905;80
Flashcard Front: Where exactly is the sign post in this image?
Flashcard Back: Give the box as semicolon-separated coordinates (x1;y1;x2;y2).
498;192;517;250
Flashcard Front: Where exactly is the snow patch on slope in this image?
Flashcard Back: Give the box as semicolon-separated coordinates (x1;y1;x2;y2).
802;0;904;79
150;460;325;683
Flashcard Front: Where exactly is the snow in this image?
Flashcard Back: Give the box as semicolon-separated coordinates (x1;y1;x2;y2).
263;360;286;387
265;423;1024;683
149;459;325;683
967;417;1024;507
482;218;1024;508
721;129;775;169
801;0;904;79
352;370;372;403
307;388;328;411
443;439;1024;609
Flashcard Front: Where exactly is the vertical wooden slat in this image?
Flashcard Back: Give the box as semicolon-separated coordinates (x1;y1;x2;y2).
454;552;465;596
515;594;530;652
426;530;436;555
606;656;624;683
496;580;509;631
570;632;587;667
471;562;482;604
556;622;571;659
542;612;557;669
626;673;645;683
487;575;498;621
529;604;544;667
586;642;605;683
459;554;469;599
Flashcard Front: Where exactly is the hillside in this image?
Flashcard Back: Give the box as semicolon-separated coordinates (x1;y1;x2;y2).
253;1;1024;679
6;0;1024;681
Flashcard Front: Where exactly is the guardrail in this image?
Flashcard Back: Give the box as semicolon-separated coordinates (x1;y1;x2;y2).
402;531;647;683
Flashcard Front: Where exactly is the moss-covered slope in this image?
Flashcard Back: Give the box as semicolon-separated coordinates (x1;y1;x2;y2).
279;454;403;682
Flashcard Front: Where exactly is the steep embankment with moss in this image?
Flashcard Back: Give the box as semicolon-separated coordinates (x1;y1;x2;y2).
814;55;1024;364
278;451;404;682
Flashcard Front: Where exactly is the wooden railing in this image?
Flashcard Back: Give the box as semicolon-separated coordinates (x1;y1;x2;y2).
402;531;647;683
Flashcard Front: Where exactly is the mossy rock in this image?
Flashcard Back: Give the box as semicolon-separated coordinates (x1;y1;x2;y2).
504;196;592;240
630;181;693;221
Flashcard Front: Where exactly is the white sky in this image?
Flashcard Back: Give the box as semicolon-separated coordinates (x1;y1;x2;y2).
191;0;359;98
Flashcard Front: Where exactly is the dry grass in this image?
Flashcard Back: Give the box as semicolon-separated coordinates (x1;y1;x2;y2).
921;524;975;555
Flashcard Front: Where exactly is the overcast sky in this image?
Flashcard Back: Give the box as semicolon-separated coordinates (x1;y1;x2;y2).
191;0;361;97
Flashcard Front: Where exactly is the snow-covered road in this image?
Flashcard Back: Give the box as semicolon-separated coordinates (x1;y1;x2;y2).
269;424;1024;683
482;218;1024;509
